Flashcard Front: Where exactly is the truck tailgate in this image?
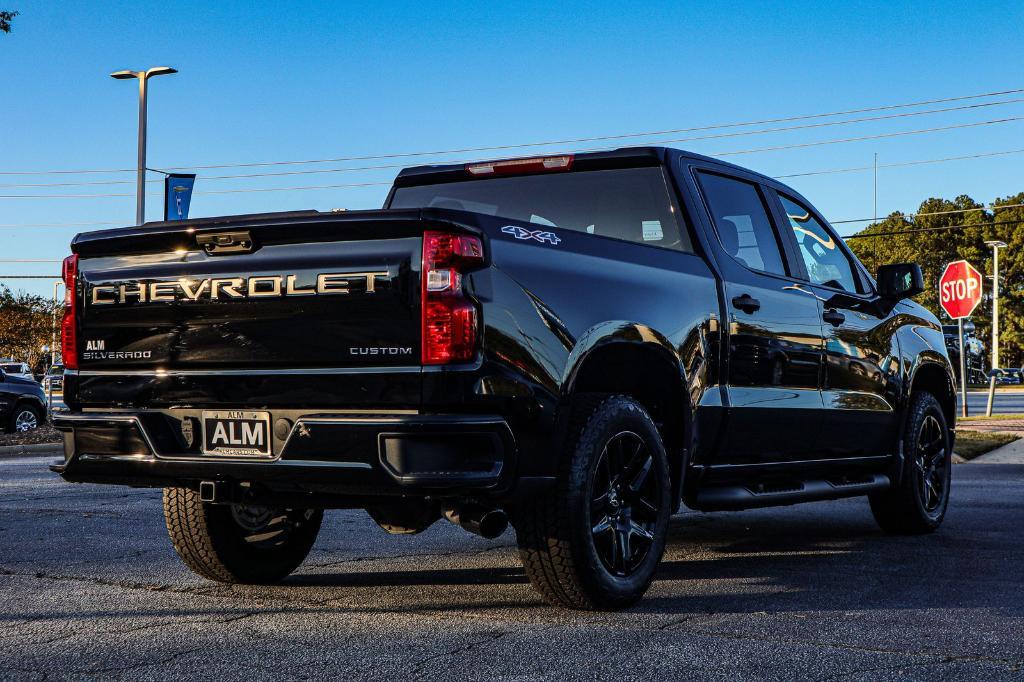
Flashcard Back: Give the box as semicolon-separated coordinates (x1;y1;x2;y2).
67;211;442;409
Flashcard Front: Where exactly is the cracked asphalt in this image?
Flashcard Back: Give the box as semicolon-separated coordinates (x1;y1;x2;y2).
1;457;1022;681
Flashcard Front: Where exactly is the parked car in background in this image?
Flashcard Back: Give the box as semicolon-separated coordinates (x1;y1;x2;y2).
0;367;47;432
42;364;67;412
0;360;36;383
942;325;987;385
988;368;1023;385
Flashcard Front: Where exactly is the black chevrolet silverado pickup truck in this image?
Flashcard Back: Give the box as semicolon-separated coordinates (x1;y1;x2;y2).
53;147;956;610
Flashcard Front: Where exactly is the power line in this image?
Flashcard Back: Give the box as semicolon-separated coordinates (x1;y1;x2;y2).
0;221;121;228
776;147;1024;179
708;116;1023;157
2;86;1023;177
845;217;1024;240
833;202;1024;225
5;96;1024;190
4;116;1022;202
0;180;393;200
1;144;1020;226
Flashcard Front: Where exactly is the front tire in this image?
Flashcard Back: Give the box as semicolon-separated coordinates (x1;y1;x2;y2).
163;487;322;583
514;394;671;610
869;391;951;534
7;404;42;433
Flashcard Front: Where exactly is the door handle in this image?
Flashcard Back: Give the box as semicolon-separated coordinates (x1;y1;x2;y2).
823;309;846;326
731;294;761;314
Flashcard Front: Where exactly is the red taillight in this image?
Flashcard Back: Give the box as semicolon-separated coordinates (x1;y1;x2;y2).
60;255;78;370
465;155;573;176
422;231;484;365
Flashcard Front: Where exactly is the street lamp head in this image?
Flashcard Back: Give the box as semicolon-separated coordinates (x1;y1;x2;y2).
145;66;177;78
985;240;1008;249
110;67;177;80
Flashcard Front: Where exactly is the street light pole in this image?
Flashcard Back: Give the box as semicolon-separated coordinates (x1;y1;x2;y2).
984;240;1007;417
110;66;177;225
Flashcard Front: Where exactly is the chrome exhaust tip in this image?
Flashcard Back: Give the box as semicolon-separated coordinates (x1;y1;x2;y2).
443;505;508;539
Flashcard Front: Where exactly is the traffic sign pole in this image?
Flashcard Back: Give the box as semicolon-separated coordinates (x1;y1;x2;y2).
939;260;983;420
959;318;968;418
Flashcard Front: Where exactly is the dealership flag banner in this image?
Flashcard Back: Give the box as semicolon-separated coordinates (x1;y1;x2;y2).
164;173;197;221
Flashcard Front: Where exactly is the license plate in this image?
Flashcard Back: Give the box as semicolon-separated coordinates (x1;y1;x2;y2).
201;410;272;457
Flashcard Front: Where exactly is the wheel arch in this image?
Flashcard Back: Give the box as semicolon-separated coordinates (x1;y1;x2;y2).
561;322;692;505
907;356;956;429
11;396;44;415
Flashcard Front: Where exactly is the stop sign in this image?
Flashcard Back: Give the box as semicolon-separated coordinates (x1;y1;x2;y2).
938;260;983;319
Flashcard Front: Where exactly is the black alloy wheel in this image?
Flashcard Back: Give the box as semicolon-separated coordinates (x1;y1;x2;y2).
515;394;672;610
869;390;951;534
590;431;661;577
914;414;947;517
229;504;318;549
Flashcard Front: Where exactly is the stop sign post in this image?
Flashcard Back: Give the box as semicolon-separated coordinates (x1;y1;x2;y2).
939;260;983;417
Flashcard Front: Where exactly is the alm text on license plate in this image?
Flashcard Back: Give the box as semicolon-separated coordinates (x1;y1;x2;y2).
201;410;272;457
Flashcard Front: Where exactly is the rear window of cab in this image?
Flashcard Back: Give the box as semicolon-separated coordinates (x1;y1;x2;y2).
389;167;693;253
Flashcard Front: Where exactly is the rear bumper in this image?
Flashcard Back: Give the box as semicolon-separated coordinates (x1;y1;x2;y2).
52;410;520;500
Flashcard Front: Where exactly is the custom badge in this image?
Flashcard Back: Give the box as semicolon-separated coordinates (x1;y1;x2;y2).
180;418;195;448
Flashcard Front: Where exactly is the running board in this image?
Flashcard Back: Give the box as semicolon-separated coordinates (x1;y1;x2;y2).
693;473;891;511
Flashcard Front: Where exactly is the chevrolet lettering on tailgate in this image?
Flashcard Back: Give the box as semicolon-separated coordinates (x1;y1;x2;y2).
88;270;390;305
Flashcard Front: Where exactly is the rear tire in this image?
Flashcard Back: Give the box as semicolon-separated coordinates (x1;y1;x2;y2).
163;487;322;583
514;394;671;610
869;391;951;534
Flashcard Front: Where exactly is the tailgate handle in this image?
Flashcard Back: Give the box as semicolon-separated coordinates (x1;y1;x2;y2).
197;231;254;255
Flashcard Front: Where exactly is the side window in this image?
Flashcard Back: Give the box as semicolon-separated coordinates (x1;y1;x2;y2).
696;172;787;276
778;194;860;292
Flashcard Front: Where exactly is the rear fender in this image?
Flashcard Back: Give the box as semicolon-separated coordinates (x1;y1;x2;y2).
560;321;692;505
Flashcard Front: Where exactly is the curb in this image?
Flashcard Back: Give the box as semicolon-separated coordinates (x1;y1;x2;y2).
0;442;63;459
968;439;1024;465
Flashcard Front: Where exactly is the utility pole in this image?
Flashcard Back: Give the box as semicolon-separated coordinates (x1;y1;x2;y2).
110;66;177;225
873;152;878;224
984;240;1007;416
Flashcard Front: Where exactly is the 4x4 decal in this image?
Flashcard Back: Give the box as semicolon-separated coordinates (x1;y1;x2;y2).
501;225;561;245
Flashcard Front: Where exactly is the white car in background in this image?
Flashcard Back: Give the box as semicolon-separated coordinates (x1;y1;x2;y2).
0;361;35;382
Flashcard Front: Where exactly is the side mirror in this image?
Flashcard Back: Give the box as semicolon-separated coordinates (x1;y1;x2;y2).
0;369;6;382
876;263;924;300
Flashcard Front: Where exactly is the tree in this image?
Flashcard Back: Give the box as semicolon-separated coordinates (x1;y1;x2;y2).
0;287;60;372
0;10;17;33
848;191;1024;369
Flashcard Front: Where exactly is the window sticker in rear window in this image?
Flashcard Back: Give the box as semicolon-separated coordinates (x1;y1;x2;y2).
642;220;664;241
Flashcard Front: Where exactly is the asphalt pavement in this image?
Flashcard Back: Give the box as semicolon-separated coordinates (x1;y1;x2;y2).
2;456;1023;681
957;389;1024;416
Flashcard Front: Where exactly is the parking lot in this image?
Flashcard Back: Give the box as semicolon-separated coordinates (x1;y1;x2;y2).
1;455;1022;681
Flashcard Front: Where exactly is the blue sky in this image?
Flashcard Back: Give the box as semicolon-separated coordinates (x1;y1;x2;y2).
3;0;1023;296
